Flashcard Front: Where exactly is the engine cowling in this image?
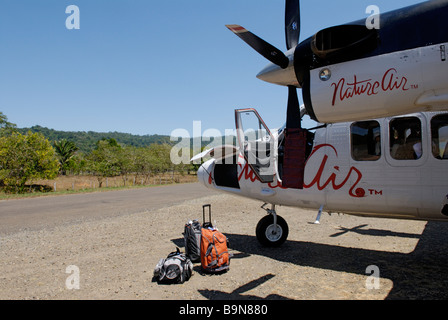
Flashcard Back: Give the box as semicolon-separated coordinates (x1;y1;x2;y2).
305;43;448;123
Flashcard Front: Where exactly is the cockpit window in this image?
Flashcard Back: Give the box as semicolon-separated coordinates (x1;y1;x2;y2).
389;117;422;160
351;120;381;161
431;114;448;160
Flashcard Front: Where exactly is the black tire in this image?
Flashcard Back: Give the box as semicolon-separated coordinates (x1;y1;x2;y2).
256;215;289;247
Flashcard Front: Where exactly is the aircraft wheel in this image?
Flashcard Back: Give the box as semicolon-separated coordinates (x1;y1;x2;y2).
256;215;289;247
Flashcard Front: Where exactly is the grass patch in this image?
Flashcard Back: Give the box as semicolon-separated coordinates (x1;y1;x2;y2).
0;173;198;200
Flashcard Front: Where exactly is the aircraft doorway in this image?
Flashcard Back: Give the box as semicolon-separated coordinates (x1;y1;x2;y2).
235;109;276;183
235;108;316;187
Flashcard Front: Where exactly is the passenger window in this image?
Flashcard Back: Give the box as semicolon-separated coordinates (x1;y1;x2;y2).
389;117;422;160
351;120;381;161
431;114;448;160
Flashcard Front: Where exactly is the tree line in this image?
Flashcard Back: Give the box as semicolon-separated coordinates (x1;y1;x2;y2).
17;125;173;153
0;112;195;193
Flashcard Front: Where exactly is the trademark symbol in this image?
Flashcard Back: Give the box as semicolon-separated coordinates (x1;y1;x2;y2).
368;189;383;196
411;84;419;90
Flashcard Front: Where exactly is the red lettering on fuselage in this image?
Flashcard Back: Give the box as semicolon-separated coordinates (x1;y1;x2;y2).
238;144;365;198
331;68;409;106
238;161;259;183
303;144;364;198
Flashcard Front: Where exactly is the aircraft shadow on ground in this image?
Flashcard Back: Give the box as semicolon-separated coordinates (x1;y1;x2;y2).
328;224;422;239
197;273;293;300
172;221;448;300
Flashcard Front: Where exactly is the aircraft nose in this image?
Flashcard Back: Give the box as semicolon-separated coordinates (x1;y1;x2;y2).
197;159;215;189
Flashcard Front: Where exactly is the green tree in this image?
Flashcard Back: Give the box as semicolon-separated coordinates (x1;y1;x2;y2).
0;132;59;193
53;139;79;175
0;112;17;136
86;138;122;187
116;145;135;186
133;146;158;184
148;143;172;173
70;152;88;175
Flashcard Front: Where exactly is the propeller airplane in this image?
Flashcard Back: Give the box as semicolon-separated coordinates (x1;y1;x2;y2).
193;0;448;247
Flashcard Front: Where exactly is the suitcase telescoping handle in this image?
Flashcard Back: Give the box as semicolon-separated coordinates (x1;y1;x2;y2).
202;204;212;228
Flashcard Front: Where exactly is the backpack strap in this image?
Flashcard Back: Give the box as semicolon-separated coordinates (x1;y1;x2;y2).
167;247;182;259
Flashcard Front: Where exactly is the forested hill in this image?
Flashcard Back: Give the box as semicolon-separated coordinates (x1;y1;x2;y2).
17;125;173;153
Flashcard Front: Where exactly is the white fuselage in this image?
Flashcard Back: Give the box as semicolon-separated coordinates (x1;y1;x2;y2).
198;111;448;222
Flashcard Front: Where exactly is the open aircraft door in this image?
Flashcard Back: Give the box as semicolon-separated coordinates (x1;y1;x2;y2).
235;109;279;187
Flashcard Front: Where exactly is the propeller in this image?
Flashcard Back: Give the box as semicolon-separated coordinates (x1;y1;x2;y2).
226;0;302;129
286;85;301;129
225;25;289;69
227;1;305;189
285;0;301;50
284;0;302;130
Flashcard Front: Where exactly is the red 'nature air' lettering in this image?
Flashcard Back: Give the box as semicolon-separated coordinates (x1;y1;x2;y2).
238;144;365;198
331;68;409;106
303;145;364;198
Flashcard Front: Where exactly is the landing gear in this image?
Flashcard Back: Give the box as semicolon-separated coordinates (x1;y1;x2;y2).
256;204;289;247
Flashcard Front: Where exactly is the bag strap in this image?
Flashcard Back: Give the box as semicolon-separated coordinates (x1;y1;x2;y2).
205;244;214;257
167;247;182;259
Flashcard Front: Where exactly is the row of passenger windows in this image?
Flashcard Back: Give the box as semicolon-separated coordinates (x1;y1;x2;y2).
351;114;448;161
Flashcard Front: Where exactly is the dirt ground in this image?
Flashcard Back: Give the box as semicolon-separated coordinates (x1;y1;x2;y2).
1;190;447;300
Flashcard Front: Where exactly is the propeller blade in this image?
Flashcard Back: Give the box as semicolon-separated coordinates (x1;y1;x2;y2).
283;85;306;190
286;85;301;129
285;0;300;50
226;24;289;69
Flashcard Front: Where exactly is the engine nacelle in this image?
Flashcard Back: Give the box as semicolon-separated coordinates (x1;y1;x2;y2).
305;42;448;123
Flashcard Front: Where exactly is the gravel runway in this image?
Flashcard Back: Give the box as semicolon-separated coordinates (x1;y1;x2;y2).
1;183;447;300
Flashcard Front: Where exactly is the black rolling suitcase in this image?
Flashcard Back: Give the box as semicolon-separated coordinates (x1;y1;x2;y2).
183;219;202;263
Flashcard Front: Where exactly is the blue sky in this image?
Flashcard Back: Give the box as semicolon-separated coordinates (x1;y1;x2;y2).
0;0;425;137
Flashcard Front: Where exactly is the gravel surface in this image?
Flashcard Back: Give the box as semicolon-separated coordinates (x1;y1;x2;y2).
1;188;447;300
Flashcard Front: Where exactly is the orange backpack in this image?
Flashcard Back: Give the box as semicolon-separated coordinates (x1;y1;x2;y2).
200;205;230;273
200;228;230;273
